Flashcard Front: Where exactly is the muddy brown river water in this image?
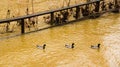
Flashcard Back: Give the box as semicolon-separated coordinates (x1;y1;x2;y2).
0;13;120;67
0;0;120;67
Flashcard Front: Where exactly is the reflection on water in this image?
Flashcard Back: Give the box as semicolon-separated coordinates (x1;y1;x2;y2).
0;13;120;67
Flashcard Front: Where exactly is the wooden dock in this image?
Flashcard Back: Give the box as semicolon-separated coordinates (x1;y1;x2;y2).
0;0;119;34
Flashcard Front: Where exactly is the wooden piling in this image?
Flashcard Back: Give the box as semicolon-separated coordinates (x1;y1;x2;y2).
115;0;120;11
113;0;119;13
95;1;100;12
115;0;118;5
76;6;80;19
21;19;25;34
51;12;54;25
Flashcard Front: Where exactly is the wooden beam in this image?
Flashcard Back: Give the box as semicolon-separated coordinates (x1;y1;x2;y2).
76;6;80;19
21;19;25;34
50;12;54;25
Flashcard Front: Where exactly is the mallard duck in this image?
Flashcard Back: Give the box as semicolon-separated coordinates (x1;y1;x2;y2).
91;44;100;49
36;44;46;49
65;43;74;48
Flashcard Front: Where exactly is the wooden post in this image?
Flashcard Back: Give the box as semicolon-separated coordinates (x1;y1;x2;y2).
31;0;34;14
95;1;100;12
51;12;54;25
115;0;117;5
76;6;80;19
67;0;71;7
21;19;25;34
113;0;119;13
115;0;119;10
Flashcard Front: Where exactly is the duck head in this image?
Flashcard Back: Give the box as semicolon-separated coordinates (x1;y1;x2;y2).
72;43;75;48
43;44;46;49
98;44;101;48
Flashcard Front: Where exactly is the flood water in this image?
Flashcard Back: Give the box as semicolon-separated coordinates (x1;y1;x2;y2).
0;0;120;67
0;13;120;67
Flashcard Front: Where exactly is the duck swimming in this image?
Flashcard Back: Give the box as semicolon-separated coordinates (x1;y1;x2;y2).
65;43;75;48
36;44;46;49
91;44;100;49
